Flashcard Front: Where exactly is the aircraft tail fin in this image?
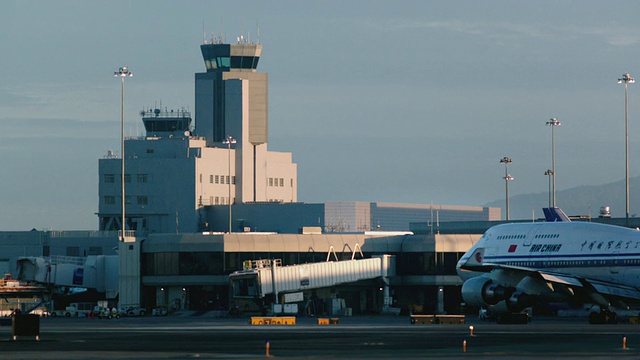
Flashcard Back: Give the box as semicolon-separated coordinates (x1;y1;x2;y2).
543;207;571;222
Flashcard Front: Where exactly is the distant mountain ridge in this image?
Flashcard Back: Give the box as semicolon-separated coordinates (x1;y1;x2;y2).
483;177;640;220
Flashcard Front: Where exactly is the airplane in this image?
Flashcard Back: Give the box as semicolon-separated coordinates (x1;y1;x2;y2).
456;208;640;324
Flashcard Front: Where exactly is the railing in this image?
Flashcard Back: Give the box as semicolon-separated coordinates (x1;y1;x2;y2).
46;230;121;238
46;230;135;239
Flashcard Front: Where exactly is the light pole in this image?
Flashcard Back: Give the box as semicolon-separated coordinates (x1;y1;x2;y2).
223;135;237;233
114;66;133;240
546;117;560;208
544;169;553;208
500;157;514;220
619;72;635;227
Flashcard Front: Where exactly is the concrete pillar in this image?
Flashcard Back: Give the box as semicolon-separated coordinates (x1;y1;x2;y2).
437;286;444;314
383;284;391;310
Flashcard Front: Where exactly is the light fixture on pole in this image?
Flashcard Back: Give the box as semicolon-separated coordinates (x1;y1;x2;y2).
619;72;635;227
546;117;560;208
544;169;554;208
114;65;133;240
499;157;514;220
223;135;237;233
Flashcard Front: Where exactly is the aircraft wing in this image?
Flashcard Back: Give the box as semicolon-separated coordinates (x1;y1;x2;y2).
471;261;640;302
459;247;640;301
584;278;640;300
537;269;640;300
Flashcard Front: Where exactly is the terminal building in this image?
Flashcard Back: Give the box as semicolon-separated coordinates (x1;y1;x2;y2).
6;35;506;316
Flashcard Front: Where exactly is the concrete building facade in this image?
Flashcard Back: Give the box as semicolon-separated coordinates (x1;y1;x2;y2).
98;39;297;234
118;232;481;315
205;202;500;234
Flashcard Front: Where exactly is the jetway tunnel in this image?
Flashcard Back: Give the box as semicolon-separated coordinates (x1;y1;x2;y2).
230;254;395;305
16;256;119;299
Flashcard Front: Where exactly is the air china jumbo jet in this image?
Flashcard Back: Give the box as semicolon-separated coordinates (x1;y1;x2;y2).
456;208;640;324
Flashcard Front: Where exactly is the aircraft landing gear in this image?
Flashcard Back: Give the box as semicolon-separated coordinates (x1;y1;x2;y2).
588;309;617;324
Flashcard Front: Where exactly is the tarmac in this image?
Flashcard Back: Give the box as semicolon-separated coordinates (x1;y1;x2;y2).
0;314;639;359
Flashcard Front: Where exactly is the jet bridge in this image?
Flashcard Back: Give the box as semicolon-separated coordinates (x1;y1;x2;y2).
230;252;395;300
16;255;119;299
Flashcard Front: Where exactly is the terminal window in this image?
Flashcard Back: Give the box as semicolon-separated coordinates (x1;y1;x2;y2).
89;247;102;256
104;174;115;183
66;247;80;257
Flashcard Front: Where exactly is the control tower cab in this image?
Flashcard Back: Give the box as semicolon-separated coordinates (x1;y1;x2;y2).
200;40;262;72
140;108;192;138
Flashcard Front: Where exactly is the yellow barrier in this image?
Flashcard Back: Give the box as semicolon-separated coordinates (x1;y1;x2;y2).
410;315;435;324
317;317;339;325
251;316;296;325
436;315;465;324
410;315;465;325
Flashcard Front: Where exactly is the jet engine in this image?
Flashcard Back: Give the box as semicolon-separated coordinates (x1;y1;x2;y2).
506;290;534;312
461;276;514;308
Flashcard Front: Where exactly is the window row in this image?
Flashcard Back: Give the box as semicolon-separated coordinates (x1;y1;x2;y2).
206;174;236;185
269;177;292;187
104;196;149;205
497;234;526;240
104;174;148;184
504;258;640;268
534;233;560;239
199;196;233;206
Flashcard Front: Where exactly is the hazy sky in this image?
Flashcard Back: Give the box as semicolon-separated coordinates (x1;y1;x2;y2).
2;0;640;230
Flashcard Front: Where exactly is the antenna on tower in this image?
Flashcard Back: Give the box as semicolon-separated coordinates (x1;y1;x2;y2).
202;21;206;44
220;17;224;43
256;21;260;44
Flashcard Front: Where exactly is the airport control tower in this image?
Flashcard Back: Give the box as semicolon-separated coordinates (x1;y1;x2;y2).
195;36;275;203
195;36;267;146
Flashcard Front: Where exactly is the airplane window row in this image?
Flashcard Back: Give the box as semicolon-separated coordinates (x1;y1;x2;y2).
504;259;640;267
497;234;526;240
505;260;587;267
535;234;559;239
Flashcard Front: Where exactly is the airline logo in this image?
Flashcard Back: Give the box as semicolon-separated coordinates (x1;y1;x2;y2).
530;244;562;253
508;244;517;253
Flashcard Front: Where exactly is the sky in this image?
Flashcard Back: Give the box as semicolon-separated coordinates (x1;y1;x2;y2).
2;0;640;230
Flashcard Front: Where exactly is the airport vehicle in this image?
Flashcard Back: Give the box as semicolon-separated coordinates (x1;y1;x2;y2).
123;306;146;317
50;302;95;317
96;307;120;319
457;208;640;324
